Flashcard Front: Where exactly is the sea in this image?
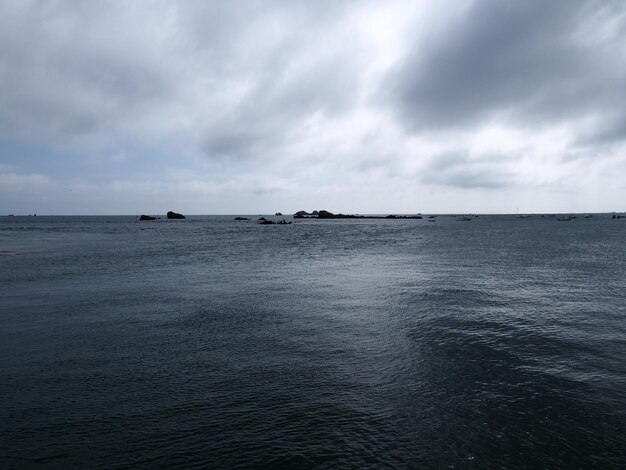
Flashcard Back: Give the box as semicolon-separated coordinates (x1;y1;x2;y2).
1;214;625;468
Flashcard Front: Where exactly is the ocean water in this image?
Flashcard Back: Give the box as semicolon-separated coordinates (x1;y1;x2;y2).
1;214;625;468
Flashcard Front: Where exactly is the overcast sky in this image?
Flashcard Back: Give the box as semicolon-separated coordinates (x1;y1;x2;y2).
1;0;625;214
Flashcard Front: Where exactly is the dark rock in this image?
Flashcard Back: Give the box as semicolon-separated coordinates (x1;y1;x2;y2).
234;217;250;220
258;217;293;225
139;215;156;221
317;210;335;218
296;209;427;220
275;212;283;216
167;211;185;219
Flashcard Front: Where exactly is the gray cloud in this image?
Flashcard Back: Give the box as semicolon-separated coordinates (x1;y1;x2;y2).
0;1;181;147
421;151;514;189
387;0;626;142
0;0;362;157
201;50;360;159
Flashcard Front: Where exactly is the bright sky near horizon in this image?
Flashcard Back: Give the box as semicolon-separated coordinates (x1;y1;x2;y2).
1;0;625;215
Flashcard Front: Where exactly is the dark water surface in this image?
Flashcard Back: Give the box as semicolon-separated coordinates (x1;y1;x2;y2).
1;215;625;468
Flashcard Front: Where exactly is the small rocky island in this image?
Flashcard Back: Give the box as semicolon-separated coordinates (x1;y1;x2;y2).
294;210;422;219
167;211;185;219
258;217;292;225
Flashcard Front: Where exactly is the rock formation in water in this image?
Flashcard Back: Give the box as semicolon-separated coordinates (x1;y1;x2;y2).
317;210;335;218
167;211;185;219
257;216;292;225
295;209;424;220
139;215;156;221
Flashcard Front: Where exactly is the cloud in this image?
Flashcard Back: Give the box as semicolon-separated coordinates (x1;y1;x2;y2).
0;1;182;149
0;0;365;157
386;0;626;142
420;151;513;189
0;171;56;192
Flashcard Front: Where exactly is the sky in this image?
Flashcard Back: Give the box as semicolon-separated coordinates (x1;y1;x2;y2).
1;0;626;215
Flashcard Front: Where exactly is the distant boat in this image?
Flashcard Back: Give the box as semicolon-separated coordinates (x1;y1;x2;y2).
584;214;592;218
456;216;472;221
557;216;574;221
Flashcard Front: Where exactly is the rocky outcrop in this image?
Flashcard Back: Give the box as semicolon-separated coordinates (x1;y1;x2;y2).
139;215;156;221
296;209;425;220
234;217;250;220
258;217;292;225
167;211;185;219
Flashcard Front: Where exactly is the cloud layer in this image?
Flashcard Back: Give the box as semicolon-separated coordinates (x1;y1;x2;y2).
1;0;625;214
389;0;626;137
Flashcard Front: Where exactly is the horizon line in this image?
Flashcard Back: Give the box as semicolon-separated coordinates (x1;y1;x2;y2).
3;211;625;217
